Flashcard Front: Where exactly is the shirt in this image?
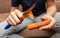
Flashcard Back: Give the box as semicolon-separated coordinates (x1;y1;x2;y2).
12;0;46;16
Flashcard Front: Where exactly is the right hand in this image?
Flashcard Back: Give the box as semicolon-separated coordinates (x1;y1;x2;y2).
7;9;24;26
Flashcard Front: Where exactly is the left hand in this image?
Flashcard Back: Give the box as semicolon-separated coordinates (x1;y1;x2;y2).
39;15;56;30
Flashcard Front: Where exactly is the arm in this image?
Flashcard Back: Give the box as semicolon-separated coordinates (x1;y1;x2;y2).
39;0;56;30
46;0;57;16
7;0;23;26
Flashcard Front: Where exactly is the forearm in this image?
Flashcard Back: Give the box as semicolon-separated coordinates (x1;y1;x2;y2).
46;5;57;16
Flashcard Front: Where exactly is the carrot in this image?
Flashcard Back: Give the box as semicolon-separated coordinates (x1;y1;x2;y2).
27;18;51;30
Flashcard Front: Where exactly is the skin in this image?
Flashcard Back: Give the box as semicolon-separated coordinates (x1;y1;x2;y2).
39;0;56;30
7;0;56;30
27;18;51;30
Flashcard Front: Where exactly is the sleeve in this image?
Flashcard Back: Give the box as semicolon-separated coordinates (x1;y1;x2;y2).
11;0;21;7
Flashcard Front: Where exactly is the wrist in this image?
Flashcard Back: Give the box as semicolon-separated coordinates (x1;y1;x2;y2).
43;14;54;18
45;13;53;17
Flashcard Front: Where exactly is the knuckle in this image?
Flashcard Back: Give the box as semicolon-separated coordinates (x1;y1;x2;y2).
10;12;16;15
14;18;20;24
6;18;8;21
7;18;10;22
13;22;16;26
17;20;20;23
10;13;12;15
10;12;13;15
10;13;14;16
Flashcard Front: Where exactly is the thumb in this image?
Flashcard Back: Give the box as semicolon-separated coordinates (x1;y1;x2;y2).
41;17;47;21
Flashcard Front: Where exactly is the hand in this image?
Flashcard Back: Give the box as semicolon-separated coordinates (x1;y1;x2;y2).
39;15;56;30
6;9;24;26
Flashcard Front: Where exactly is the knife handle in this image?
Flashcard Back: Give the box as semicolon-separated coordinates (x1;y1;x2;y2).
4;23;11;30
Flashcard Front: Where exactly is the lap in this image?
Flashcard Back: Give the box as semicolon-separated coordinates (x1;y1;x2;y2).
3;18;33;35
0;13;60;37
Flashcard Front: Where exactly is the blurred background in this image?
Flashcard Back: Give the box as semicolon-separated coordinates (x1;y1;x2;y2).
0;0;11;22
0;0;11;13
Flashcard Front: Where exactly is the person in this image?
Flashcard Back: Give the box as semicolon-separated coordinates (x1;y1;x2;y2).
0;0;58;38
7;0;56;30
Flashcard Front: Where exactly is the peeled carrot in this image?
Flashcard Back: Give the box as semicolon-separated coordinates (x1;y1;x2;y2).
27;18;51;30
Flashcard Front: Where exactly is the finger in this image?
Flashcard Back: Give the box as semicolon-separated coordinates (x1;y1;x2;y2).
7;18;13;25
39;25;50;30
39;17;56;30
41;15;48;21
15;9;23;18
10;13;20;24
15;11;24;23
9;15;17;26
41;17;47;21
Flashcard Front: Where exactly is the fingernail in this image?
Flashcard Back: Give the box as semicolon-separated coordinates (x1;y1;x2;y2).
39;28;42;30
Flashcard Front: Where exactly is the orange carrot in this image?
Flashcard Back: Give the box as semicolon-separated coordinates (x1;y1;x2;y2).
27;18;51;30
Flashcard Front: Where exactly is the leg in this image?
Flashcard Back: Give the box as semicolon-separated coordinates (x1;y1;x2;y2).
34;13;60;38
54;13;60;31
34;13;45;22
0;34;24;38
0;18;33;36
50;13;60;38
